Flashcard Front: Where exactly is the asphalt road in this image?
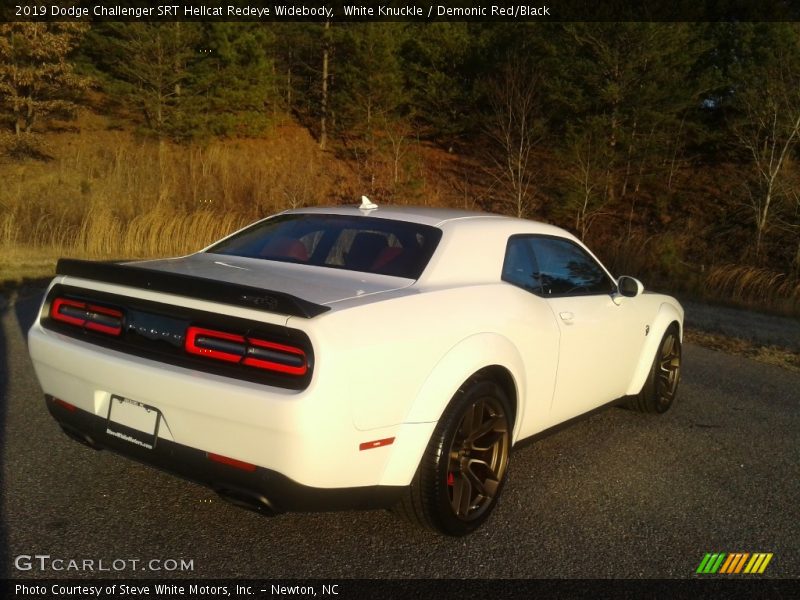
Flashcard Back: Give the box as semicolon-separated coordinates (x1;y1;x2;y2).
1;291;798;580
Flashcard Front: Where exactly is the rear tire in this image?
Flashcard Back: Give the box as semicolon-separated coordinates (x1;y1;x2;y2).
394;380;512;536
628;324;682;414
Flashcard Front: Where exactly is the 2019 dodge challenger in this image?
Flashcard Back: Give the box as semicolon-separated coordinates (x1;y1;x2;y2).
28;201;683;536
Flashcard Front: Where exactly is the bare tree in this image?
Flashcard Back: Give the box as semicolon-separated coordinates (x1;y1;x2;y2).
382;117;414;187
782;179;800;277
733;97;800;261
485;65;545;218
563;130;609;239
731;26;800;261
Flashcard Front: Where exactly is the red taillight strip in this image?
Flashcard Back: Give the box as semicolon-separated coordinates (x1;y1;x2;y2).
185;326;308;376
244;338;307;375
207;452;257;472
185;327;246;363
51;298;123;336
51;298;87;327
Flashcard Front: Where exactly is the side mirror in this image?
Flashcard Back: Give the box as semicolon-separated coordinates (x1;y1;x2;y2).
617;276;644;298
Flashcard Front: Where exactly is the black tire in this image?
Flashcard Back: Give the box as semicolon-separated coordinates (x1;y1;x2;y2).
628;324;682;414
394;379;513;536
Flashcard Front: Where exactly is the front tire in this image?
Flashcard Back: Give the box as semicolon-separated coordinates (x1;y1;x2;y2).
629;324;682;414
395;380;512;536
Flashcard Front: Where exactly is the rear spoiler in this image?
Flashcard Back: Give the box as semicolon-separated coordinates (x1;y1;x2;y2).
55;258;331;319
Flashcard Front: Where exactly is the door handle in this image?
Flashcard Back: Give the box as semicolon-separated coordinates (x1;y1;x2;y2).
559;311;574;322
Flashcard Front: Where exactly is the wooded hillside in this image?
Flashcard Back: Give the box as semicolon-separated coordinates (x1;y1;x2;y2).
1;21;799;312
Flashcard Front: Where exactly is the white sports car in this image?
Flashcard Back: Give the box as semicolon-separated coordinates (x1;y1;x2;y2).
28;202;683;536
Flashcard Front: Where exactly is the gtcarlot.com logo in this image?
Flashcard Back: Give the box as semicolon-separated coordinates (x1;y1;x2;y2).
14;554;194;573
696;552;773;574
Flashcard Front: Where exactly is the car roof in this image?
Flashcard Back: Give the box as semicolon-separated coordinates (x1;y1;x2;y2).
281;204;561;233
277;204;591;286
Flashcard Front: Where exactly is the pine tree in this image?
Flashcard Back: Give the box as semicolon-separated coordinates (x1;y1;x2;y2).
400;22;481;143
85;23;279;140
84;22;199;140
0;23;89;137
332;23;408;136
552;24;706;233
191;23;279;137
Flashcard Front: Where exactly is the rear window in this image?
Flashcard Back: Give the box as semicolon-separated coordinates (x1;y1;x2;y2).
207;214;442;279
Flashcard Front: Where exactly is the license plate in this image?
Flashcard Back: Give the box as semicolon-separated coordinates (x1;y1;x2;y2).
106;395;161;450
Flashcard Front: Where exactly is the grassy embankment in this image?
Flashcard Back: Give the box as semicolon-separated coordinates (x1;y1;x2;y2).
1;112;799;319
0;118;341;286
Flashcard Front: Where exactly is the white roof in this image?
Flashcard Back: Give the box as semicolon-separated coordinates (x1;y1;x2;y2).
283;204;561;232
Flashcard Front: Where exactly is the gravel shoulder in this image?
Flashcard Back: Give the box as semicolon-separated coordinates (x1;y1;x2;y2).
680;299;800;353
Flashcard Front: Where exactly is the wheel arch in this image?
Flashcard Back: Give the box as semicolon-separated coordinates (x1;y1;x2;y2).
625;302;683;396
472;365;518;425
402;332;524;436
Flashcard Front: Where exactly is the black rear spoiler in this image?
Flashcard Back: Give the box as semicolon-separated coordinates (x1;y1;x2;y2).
55;258;330;319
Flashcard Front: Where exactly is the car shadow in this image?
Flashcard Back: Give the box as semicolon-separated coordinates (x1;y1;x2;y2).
15;290;43;334
0;289;44;579
0;299;10;578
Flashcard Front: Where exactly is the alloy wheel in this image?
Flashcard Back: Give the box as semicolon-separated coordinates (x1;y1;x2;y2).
446;396;510;521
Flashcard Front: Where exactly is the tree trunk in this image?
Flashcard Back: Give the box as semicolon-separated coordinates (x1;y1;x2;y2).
794;237;800;277
25;98;34;133
319;21;330;151
287;65;292;109
755;186;772;261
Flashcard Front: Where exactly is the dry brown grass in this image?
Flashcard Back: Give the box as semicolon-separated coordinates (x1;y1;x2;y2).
685;328;800;372
0;122;345;277
704;264;800;315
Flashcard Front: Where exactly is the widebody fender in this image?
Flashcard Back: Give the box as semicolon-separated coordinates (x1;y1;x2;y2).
378;332;525;487
402;332;525;435
625;301;683;396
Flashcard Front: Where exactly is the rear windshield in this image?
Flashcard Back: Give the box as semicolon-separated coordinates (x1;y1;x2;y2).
207;214;442;279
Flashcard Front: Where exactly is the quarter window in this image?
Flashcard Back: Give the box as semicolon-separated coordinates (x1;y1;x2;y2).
502;237;543;294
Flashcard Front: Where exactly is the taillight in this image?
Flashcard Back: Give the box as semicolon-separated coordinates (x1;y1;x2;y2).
184;327;245;363
185;326;308;376
50;297;124;336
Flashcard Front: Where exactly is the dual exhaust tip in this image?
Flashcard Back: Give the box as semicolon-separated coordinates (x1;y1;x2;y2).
214;487;278;516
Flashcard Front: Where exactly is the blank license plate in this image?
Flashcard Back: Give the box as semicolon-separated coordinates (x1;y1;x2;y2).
106;395;161;450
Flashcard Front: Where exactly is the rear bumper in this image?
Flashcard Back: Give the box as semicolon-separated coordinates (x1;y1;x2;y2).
28;322;419;489
45;395;403;513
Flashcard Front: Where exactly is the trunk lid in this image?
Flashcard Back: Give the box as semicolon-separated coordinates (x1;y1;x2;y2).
134;253;415;306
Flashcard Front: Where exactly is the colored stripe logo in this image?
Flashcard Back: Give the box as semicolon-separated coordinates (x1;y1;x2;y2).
696;552;773;574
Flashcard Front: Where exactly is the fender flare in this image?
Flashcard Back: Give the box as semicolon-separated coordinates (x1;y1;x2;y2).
378;333;525;487
403;332;525;431
625;302;683;396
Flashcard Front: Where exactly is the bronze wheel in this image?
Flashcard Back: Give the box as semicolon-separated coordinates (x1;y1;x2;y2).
446;395;510;521
628;324;681;414
655;329;681;411
394;379;513;536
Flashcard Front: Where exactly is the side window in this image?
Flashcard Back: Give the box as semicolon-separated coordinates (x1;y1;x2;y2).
502;237;543;294
529;237;614;296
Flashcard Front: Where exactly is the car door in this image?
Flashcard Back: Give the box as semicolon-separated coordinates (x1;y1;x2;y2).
526;236;647;423
500;236;561;438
